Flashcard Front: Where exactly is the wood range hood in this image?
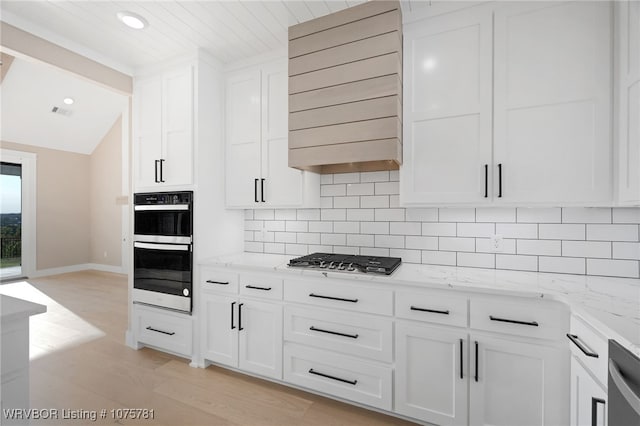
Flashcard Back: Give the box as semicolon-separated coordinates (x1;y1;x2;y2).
288;1;403;174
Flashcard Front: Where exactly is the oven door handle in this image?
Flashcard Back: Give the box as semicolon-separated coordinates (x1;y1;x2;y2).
134;204;190;211
609;359;640;416
134;242;191;251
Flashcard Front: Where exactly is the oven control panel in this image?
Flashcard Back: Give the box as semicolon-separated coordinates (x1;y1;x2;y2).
134;191;192;205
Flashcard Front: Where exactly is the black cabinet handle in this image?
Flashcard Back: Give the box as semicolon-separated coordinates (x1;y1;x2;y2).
309;293;358;303
474;341;479;382
254;179;259;203
308;369;357;386
238;303;244;331
498;163;502;198
309;326;358;339
206;280;229;285
159;159;165;183
154;160;160;183
245;285;272;291
567;334;599;358
484;164;488;198
490;315;538;327
146;326;175;336
260;178;265;202
231;301;236;330
591;397;605;426
460;338;464;380
410;306;450;315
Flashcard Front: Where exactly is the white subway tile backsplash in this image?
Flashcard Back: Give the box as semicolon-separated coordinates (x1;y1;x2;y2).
244;210;254;220
539;224;585;240
587;259;639;278
321;233;346;246
361;247;390;256
406;236;438;250
340;246;360;255
309;221;333;233
439;237;475;252
517;240;561;256
587;224;639;242
245;241;264;253
285;221;308;233
496;254;538;271
613;208;640;224
389;195;400;208
334;221;360;234
476;208;516;223
297;233;320;244
562;208;611;224
389;170;400;181
390;222;422;236
562;241;611;259
360;196;389;208
333;172;360;184
496;223;538;239
361;222;389;234
539;257;585;274
458;252;495;268
405;208;438;222
422;250;456;266
439;208;475;222
244;231;254;241
517;208;561;223
375;235;405;249
263;243;285;254
476;238;516;254
420;222;455;237
347;209;374;222
285;243;308;255
274;232;296;243
297;209;320;221
390;249;421;263
612;242;640;260
254;209;275;220
321;184;346;197
361;171;390;182
346;183;375;196
333;196;360;208
320;174;333;184
375;181;399;195
245;220;263;231
375;208;405;222
264;221;285;232
457;223;495;238
321;209;346;221
254;231;274;242
347;234;374;247
320;197;333;208
309;245;333;253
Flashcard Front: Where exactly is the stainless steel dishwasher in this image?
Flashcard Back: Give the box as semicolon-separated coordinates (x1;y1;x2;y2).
608;340;640;425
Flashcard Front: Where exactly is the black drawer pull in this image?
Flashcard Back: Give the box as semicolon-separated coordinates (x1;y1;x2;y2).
146;326;175;336
474;341;479;382
489;315;538;327
245;285;272;291
410;306;450;315
310;326;359;339
567;334;599;358
206;280;229;285
309;293;358;303
591;397;605;426
308;369;357;385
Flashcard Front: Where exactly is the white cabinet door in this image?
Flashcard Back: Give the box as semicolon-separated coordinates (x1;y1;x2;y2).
238;299;282;379
617;0;640;205
469;334;569;426
395;322;468;426
570;356;607;426
261;61;304;207
493;2;612;204
401;5;493;205
162;66;193;187
225;69;262;207
201;293;238;368
134;76;162;189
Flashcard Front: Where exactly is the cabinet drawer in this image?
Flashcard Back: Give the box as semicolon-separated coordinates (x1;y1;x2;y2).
240;274;283;300
568;315;608;387
283;343;392;410
201;267;238;294
470;297;568;341
396;290;468;328
284;279;392;315
284;305;392;362
134;305;192;357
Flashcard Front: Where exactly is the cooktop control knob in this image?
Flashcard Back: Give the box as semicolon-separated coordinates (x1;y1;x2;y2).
347;263;356;271
328;262;337;269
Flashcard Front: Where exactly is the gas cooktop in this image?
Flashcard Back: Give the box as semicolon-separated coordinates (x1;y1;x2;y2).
288;253;402;275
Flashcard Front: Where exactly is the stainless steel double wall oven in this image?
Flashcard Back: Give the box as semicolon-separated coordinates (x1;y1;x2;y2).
133;191;193;312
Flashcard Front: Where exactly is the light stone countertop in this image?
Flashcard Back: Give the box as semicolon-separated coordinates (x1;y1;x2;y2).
200;252;640;357
0;294;47;323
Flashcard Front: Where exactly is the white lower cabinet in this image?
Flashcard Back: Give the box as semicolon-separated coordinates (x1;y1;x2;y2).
570;356;607;426
133;304;193;358
201;291;282;380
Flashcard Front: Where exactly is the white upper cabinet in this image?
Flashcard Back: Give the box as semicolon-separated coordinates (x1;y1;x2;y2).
493;1;612;205
134;65;194;190
225;59;319;209
401;2;614;206
401;5;493;205
617;0;640;205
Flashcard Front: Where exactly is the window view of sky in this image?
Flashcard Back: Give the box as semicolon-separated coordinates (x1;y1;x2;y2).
1;175;21;214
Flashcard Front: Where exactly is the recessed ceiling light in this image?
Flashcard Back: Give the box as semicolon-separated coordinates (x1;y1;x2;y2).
117;11;147;30
63;97;74;105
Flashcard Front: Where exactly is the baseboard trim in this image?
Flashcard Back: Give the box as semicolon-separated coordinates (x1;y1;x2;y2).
31;263;125;278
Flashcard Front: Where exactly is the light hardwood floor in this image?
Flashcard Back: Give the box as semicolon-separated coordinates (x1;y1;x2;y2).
2;271;416;426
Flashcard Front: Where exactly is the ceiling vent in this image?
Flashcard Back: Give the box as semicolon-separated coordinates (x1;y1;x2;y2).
51;106;73;117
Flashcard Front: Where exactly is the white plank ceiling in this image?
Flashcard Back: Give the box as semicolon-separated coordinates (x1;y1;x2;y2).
0;0;387;72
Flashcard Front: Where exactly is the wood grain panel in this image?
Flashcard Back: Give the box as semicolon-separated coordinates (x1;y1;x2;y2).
289;32;401;76
289;53;400;94
289;75;401;112
289;96;400;130
289;139;401;170
288;1;398;40
289;117;400;148
289;10;401;58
